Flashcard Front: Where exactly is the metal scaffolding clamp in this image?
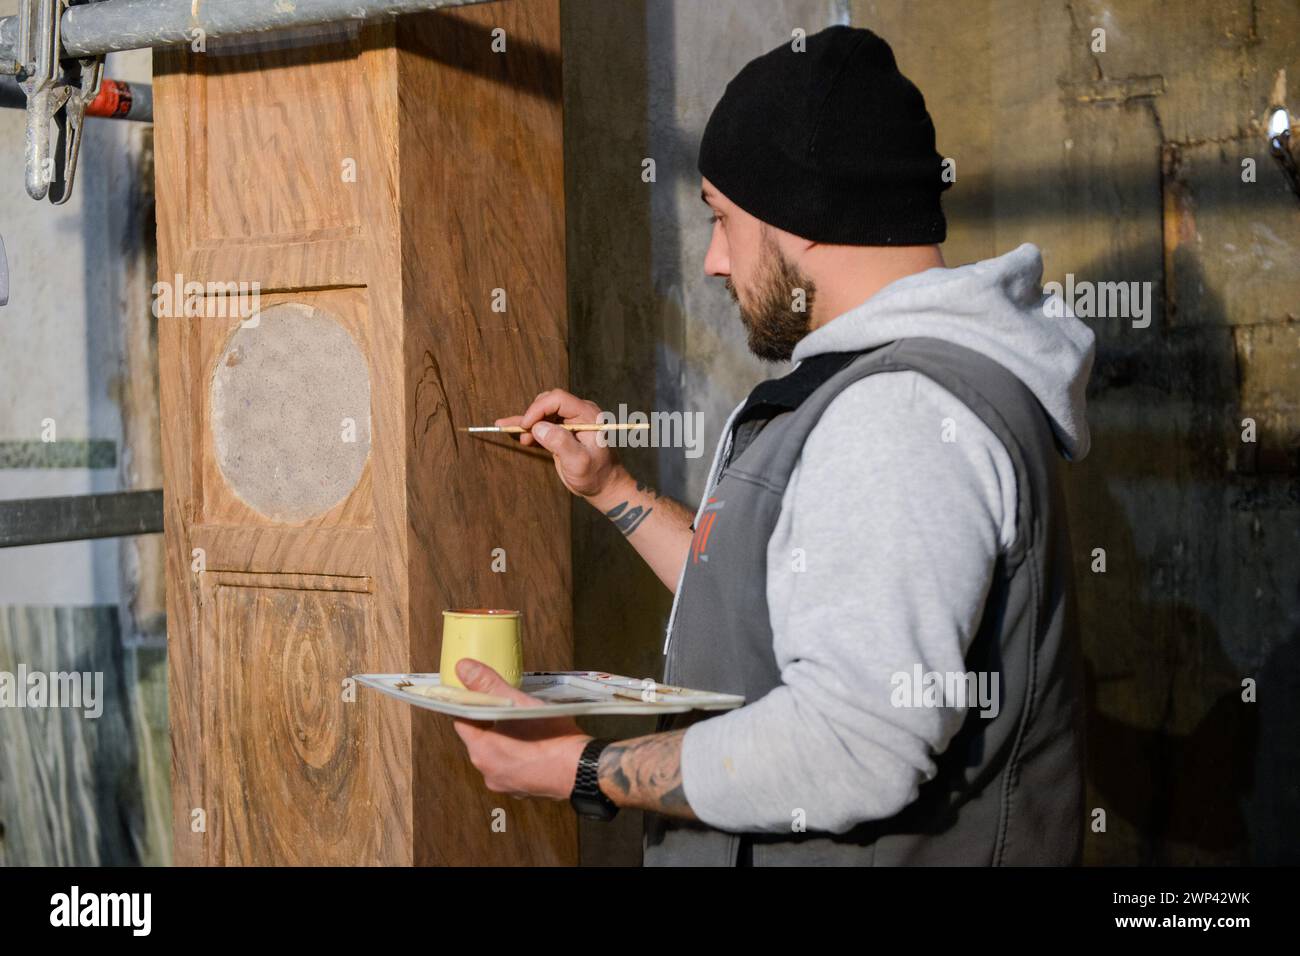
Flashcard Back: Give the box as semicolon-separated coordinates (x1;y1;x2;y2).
16;0;103;204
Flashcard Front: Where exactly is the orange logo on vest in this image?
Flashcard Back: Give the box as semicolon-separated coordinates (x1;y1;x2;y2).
690;497;724;563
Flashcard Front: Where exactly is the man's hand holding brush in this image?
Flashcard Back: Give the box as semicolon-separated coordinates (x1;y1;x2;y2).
490;388;697;594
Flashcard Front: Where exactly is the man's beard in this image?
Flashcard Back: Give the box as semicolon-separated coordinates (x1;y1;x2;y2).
726;230;817;363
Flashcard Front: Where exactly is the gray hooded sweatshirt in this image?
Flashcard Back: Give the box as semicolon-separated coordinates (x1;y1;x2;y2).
669;242;1095;834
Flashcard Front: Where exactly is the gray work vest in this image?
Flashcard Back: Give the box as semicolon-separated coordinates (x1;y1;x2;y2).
643;337;1085;866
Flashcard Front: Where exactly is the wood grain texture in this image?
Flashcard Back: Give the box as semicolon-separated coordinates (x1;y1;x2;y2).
155;21;410;866
398;0;574;867
155;1;572;866
202;572;403;865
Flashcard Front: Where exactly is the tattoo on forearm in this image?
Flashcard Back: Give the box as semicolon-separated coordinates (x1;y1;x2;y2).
598;730;697;820
634;480;660;500
604;499;653;536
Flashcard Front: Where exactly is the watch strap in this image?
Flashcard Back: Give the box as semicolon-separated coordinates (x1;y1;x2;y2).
571;737;619;820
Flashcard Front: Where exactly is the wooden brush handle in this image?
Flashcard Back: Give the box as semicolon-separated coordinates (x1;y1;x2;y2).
463;423;650;433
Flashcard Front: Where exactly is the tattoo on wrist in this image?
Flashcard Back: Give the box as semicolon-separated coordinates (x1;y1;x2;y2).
605;500;652;536
598;730;695;819
634;480;661;500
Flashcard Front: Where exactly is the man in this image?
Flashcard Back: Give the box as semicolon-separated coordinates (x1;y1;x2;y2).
450;25;1095;865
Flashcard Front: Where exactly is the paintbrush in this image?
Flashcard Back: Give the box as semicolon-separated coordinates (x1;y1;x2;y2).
460;423;652;434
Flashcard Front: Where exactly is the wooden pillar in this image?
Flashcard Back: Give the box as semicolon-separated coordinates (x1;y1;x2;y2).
153;0;574;866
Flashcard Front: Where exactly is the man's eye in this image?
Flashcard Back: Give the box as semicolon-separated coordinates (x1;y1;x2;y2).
706;214;722;224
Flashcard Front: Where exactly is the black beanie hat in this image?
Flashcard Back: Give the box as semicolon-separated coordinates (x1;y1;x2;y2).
698;25;950;245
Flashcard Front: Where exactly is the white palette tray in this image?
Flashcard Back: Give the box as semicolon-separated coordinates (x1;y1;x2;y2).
354;671;745;721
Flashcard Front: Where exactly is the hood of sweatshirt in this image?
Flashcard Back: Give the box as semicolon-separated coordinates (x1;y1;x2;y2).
791;242;1096;460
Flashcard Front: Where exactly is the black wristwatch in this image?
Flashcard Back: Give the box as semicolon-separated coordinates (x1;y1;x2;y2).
570;737;619;821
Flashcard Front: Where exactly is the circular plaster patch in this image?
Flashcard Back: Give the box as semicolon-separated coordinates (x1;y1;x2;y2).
211;303;371;522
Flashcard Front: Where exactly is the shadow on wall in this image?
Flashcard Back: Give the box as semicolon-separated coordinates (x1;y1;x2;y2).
562;0;663;867
1067;248;1298;864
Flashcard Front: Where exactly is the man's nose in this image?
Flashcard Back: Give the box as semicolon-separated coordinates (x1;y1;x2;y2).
703;233;730;277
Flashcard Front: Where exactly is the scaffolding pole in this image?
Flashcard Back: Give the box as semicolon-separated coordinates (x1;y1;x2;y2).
0;490;163;548
0;0;494;69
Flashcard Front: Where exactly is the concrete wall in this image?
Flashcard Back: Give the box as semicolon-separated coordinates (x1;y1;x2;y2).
0;0;167;865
